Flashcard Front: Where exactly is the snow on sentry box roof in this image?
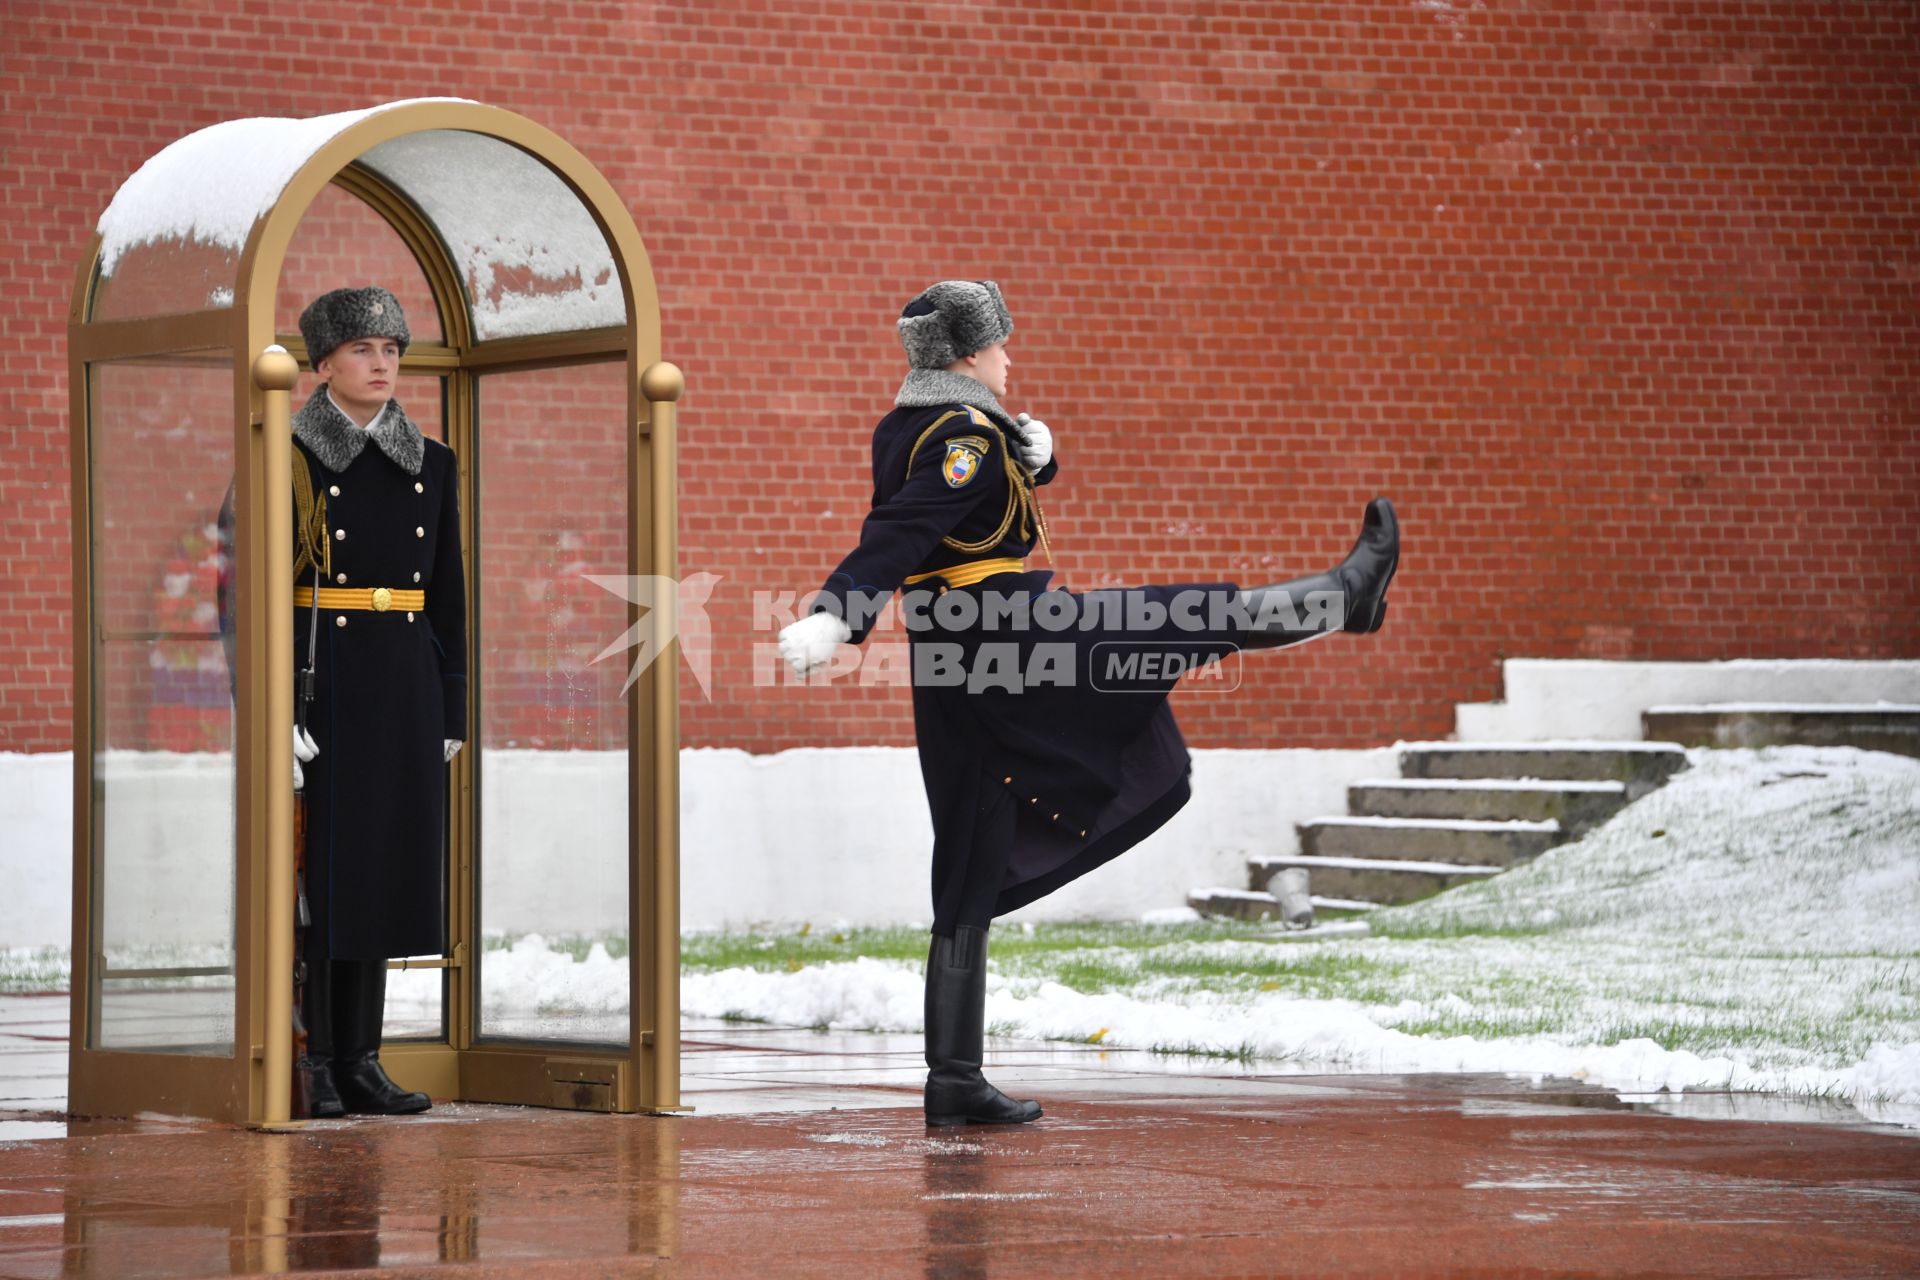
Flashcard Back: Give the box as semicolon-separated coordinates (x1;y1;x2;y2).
96;99;473;277
94;99;627;341
357;128;625;340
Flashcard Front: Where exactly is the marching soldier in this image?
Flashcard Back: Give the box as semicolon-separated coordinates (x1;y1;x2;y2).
287;286;467;1117
778;280;1399;1126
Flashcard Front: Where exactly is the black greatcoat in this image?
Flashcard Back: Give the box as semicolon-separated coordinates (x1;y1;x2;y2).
290;391;467;960
813;395;1244;933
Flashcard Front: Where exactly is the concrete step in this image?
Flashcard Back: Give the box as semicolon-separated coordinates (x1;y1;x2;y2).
1183;739;1692;924
1185;888;1385;922
1348;777;1629;837
1298;815;1563;867
1399;742;1688;799
1644;704;1920;760
1310;895;1383;913
1186;887;1280;922
1246;855;1502;906
1184;890;1376;936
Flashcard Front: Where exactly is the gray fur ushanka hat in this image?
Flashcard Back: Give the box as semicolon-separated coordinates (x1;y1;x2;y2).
299;286;411;364
897;280;1012;368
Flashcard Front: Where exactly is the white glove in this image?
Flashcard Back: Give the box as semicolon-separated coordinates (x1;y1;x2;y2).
778;611;852;679
444;739;463;763
1014;413;1052;471
293;725;318;791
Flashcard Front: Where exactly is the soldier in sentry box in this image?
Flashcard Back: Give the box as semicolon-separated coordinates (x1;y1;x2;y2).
779;280;1399;1127
285;286;468;1117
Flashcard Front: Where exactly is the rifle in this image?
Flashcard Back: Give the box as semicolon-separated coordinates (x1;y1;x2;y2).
290;456;327;1117
291;560;320;1116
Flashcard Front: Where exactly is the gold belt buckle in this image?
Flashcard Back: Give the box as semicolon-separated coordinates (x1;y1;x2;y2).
371;587;393;613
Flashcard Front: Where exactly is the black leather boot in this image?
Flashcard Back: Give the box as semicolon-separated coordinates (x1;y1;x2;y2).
1239;497;1399;649
332;959;430;1116
296;945;344;1119
924;926;1042;1127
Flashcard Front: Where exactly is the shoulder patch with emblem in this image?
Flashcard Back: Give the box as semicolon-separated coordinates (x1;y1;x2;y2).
942;434;992;488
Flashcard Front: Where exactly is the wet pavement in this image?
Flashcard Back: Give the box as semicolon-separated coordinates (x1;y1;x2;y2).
2;996;1917;1276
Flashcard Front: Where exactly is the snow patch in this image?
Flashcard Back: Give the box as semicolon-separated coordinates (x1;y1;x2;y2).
358;130;624;339
1648;703;1920;714
1356;778;1626;793
1398;741;1685;753
96;99;471;276
1314;815;1561;832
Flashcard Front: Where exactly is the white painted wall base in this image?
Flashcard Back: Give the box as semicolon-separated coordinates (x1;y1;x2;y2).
683;745;1394;930
11;659;1913;949
1455;659;1920;742
0;744;1394;947
1;752;77;953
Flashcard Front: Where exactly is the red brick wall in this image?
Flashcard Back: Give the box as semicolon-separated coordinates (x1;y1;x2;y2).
4;0;1916;756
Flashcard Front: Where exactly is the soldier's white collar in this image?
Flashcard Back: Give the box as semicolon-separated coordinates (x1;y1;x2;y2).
328;386;388;434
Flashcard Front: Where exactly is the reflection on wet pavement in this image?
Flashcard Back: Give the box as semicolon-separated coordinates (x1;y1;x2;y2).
0;1001;1915;1275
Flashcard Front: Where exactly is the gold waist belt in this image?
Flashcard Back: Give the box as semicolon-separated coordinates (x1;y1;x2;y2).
294;586;426;613
902;557;1026;590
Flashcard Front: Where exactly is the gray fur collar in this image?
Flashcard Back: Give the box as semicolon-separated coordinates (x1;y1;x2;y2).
292;387;425;476
894;368;1020;434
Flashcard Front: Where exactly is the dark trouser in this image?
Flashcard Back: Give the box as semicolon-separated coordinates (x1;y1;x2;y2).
299;928;430;1116
302;928;386;1065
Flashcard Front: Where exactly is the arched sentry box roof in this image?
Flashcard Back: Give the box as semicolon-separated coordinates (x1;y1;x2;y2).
85;97;652;351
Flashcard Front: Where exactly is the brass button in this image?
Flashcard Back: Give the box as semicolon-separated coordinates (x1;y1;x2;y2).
415;526;424;538
1052;813;1060;821
414;482;424;494
335;615;347;628
328;485;340;497
1002;775;1012;784
1029;797;1038;805
412;571;421;583
371;587;393;613
334;529;345;541
1079;829;1088;838
336;572;347;585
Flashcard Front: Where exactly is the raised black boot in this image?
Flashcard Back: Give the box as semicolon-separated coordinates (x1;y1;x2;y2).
332;959;430;1116
924;926;1042;1127
1239;497;1399;649
296;935;344;1119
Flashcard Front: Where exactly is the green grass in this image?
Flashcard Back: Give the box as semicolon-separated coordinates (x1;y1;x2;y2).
518;918;1920;1068
482;932;631;963
1132;947;1413;1004
680;919;1280;974
1365;914;1564;941
1386;1008;1571;1040
1587;1016;1839;1059
683;923;931;972
1034;954;1140;994
10;920;1911;1070
1147;1041;1263;1063
681;918;1919;1076
0;948;70;994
